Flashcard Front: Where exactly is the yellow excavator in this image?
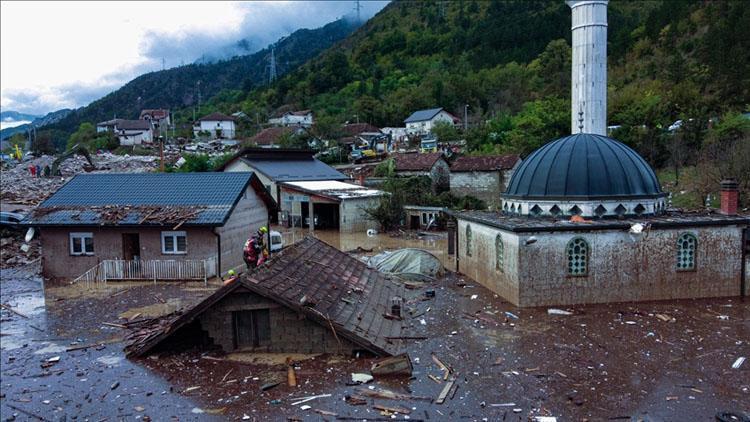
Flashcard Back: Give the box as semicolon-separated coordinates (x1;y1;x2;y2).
50;144;96;176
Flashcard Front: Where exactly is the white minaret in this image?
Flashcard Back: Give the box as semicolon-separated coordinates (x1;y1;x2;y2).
567;0;608;135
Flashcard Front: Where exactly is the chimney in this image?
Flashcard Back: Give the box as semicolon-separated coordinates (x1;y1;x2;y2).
567;0;608;136
720;179;739;215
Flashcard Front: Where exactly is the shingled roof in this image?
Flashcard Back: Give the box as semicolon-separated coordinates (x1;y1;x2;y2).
249;126;300;146
126;236;408;357
23;172;275;227
450;155;520;172
391;152;446;172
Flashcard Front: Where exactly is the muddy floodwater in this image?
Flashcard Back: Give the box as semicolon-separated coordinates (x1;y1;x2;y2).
1;230;749;421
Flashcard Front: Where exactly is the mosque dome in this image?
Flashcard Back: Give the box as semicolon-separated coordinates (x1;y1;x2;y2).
502;133;667;218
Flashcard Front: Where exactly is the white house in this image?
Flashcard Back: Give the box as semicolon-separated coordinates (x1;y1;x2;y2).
404;107;460;135
96;119;121;133
268;110;313;127
115;120;153;146
193;112;237;139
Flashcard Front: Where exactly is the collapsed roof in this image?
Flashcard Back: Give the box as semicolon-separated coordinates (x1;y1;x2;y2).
125;236;408;357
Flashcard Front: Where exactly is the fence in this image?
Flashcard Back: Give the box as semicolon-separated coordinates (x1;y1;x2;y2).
73;258;217;286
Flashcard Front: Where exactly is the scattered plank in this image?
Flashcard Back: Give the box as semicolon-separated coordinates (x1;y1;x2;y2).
1;303;29;319
5;404;51;421
435;380;455;404
373;404;412;415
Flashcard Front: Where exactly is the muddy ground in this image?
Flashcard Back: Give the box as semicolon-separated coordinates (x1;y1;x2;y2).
1;233;749;421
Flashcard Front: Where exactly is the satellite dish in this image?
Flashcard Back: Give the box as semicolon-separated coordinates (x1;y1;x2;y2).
25;227;35;242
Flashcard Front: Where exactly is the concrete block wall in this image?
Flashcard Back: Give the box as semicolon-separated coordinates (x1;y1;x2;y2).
340;197;380;233
217;185;268;275
450;172;501;208
198;291;355;354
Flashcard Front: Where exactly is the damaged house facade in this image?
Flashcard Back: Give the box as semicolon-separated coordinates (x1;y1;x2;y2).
126;236;406;357
452;0;750;307
24;172;275;280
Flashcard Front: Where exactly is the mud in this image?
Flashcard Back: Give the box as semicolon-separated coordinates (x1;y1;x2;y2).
1;236;749;421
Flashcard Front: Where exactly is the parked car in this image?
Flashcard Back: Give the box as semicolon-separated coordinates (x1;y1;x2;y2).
269;230;283;252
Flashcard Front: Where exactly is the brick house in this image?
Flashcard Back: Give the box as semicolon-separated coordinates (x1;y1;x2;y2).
126;236;407;357
390;152;450;192
449;154;520;209
24;172;275;281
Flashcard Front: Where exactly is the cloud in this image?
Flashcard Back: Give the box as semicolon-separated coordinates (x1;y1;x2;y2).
1;1;389;116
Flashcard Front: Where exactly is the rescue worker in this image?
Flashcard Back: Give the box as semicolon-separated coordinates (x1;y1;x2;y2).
243;226;268;269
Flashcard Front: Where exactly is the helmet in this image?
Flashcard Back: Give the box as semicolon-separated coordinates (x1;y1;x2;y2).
228;269;236;276
258;226;268;234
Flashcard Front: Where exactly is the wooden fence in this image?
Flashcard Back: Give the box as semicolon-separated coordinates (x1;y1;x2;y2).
73;258;216;286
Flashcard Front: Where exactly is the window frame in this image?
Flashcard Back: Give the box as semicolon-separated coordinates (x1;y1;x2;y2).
676;232;697;271
161;231;187;255
566;236;589;277
69;232;94;256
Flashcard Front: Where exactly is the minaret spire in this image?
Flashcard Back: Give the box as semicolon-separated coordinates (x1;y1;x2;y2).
567;0;608;136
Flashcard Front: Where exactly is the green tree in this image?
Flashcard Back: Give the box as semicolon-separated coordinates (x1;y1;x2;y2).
431;121;460;142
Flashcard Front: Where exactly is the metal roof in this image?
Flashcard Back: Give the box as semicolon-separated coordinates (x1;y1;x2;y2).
504;134;665;200
403;107;445;123
25;172;260;227
241;157;347;182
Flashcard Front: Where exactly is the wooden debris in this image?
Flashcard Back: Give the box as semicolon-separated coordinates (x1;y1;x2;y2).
313;409;337;417
371;353;412;377
345;394;368;406
1;303;29;319
373;404;412;415
435;380;455;404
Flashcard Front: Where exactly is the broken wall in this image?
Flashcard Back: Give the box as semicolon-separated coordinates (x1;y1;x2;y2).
198;290;356;354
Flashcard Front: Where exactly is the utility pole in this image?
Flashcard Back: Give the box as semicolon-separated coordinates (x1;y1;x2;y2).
464;104;469;132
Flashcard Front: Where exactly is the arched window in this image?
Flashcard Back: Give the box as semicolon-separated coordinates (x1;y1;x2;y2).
465;225;472;257
495;234;504;272
566;237;589;276
676;233;697;270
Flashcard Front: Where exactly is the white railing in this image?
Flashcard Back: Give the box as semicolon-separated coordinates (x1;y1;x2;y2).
72;258;216;286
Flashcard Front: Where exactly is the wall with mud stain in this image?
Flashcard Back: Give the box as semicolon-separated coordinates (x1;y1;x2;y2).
40;227;217;280
340;197;380;233
456;218;745;307
216;185;269;275
456;220;520;304
199;291;355;354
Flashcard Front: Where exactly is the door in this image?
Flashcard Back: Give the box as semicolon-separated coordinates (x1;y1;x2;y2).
122;233;140;260
410;215;420;230
233;309;271;349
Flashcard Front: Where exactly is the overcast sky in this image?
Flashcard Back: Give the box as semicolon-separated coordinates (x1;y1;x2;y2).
0;1;388;116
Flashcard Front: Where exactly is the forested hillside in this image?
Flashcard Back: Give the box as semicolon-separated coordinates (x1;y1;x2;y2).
202;0;747;168
44;18;360;136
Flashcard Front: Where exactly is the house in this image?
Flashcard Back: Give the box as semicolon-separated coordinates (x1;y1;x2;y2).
404;107;460;135
96;119;121;133
449;154;521;209
279;180;385;232
220;148;347;204
115;120;154;145
390;152;450;192
248;126;305;147
193;112;237;139
268;110;313;127
404;205;447;230
451;0;750;307
23;172;275;281
125;236;407;357
139;109;171;132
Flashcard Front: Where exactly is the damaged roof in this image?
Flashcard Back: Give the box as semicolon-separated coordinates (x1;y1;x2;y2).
450;154;520;172
282;180;384;200
126;236;408;357
24;172;276;227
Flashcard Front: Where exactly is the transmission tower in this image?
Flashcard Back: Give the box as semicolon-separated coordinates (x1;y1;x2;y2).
354;0;363;22
268;47;277;84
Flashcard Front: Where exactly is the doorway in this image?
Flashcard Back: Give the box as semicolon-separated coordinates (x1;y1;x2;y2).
122;233;140;260
233;309;271;349
410;215;420;229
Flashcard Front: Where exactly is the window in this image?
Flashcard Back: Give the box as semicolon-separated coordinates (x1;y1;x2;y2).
161;231;187;254
495;234;504;272
422;213;428;225
233;309;271;349
566;237;589;276
69;232;94;255
465;224;472;257
676;233;697;270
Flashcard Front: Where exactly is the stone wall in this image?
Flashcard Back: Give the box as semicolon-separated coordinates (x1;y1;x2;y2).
457;219;746;307
216;185;269;275
40;227;217;280
198;290;355;354
450;171;501;209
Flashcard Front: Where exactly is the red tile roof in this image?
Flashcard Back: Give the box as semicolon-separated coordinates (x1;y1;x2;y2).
249;126;299;146
139;109;169;120
391;152;445;172
196;112;236;122
450;155;520;172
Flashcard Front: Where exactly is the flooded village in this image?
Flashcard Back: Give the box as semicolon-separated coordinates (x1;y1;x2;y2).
2;1;750;421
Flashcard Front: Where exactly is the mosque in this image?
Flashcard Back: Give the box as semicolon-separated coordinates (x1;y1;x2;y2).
451;0;749;307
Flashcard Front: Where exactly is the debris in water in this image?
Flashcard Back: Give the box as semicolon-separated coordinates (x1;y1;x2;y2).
351;373;374;384
547;309;573;316
731;357;745;369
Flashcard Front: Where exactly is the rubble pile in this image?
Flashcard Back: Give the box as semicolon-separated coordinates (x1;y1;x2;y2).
0;153;159;205
0;235;40;268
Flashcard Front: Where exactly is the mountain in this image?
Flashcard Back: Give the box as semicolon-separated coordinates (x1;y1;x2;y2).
44;18;360;136
1;109;72;140
198;0;748;165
